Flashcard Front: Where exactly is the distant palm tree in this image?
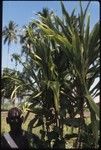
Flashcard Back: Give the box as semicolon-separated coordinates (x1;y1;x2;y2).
2;20;18;67
2;21;18;106
3;20;18;53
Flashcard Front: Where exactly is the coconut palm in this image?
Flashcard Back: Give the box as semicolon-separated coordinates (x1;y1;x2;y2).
3;20;18;53
2;20;18;69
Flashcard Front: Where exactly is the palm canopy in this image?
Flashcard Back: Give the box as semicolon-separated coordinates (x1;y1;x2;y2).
3;20;18;53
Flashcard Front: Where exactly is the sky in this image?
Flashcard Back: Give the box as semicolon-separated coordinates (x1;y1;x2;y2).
2;1;100;102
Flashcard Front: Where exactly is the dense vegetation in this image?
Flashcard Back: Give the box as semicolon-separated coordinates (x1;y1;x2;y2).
2;2;100;148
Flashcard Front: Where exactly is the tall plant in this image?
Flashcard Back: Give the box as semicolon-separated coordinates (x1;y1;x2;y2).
36;1;100;148
3;21;18;52
2;2;100;149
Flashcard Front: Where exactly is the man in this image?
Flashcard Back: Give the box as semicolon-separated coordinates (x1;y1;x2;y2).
1;107;44;149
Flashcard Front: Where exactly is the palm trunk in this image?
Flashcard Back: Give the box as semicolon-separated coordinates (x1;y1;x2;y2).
7;45;10;68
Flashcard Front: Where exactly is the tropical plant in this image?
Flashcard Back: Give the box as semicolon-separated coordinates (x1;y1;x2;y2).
2;1;100;149
1;68;17;100
35;1;100;148
3;20;18;53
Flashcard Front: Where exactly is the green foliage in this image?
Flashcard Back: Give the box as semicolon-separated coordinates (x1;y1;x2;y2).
3;21;18;53
2;1;100;149
62;118;84;128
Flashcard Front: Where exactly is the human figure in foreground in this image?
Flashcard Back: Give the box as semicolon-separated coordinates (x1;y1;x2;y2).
1;107;44;149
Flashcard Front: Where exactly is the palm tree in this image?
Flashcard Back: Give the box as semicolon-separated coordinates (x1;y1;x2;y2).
2;20;18;68
2;21;18;106
3;20;18;53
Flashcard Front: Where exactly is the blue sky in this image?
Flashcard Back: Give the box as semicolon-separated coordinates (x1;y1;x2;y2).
2;1;100;70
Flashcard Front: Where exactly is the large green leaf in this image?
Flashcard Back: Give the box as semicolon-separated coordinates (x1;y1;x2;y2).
27;115;38;133
60;1;71;27
84;15;90;50
63;118;84;127
47;81;60;112
37;22;72;51
11;85;22;99
85;94;99;118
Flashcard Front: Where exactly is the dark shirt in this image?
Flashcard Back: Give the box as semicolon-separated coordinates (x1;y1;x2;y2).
1;130;44;149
